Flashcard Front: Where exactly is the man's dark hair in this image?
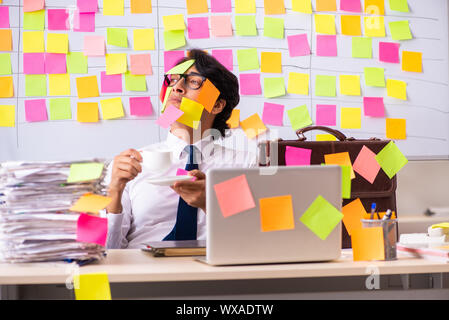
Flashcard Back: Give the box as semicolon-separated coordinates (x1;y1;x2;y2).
175;49;240;137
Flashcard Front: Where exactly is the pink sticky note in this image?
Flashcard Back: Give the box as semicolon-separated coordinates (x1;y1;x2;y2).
129;96;153;116
285;146;312;166
48;9;69;30
23;53;45;74
316;35;337;57
187;17;210;39
239;73;261;95
74;11;95;32
0;7;10;28
100;71;122;93
84;35;105;56
176;168;197;181
316;104;337;126
212;49;233;71
24;0;45;12
130;54;153;75
77;0;98;13
213;174;256;218
45;53;67;74
211;0;232;12
287;34;310;57
353;145;381;184
211;16;233;37
340;0;361;12
76;213;108;246
262;102;284;126
25;99;48;122
379;42;400;64
156;105;184;129
164;51;185;73
363;97;385;117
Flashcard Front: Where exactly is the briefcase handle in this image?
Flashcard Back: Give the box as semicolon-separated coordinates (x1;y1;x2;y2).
296;126;350;141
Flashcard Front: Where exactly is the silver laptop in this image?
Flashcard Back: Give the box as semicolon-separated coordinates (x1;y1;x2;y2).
202;165;342;266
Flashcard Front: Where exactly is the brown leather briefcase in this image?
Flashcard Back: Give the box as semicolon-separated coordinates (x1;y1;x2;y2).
258;126;397;248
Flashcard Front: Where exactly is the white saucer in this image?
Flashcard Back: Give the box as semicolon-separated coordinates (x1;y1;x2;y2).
146;175;193;186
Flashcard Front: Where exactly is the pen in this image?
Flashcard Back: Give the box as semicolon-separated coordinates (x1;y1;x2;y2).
382;209;392;220
370;203;376;220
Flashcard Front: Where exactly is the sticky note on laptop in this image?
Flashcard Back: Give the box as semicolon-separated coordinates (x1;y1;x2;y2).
259;195;295;232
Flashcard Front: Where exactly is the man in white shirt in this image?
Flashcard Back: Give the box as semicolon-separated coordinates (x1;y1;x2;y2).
105;49;257;249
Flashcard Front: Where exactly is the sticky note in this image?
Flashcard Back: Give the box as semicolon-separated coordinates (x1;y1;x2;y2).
287;105;312;131
402;51;422;73
197;79;220;113
100;97;124;120
156;104;184;129
287;72;309;95
364;0;384;15
375;141;408;179
285;146;311;166
187;17;210;39
67;52;88;74
160;86;173;112
48;74;71;96
386;79;407;100
292;0;312;13
316;104;336;126
352;37;372;59
363;97;385;117
364;67;385;87
389;0;409;12
341;15;361;36
261;52;282;73
315;75;336;97
83;35;105;56
315;14;336;35
340;75;360;96
25;99;47;122
316;0;337;11
353;145;381;184
287;34;310;57
262;102;284;126
23;53;44;74
107;28;127;47
45;53;67;74
130;54;152;75
235;15;257;36
47;9;69;30
240;113;267;139
124;72;147;91
105;53;127;75
76;75;99;99
71;193;112;215
23;10;45;30
130;96;153;116
103;0;124;15
23;31;45;53
163;14;186;31
260;195;295;232
379;42;400;63
46;33;69;54
235;0;256;13
316;134;337;141
211;0;232;12
212;49;233;71
77;0;98;13
186;0;208;14
0;76;13;97
340;107;361;129
211;16;233;37
133;28;155;51
264;0;286;14
73;11;96;32
0;105;15;127
226;109;240;129
325;151;355;179
300;195;343;240
177;97;204;129
342;198;366;236
0;29;12;51
0;7;10;28
352;227;385;261
340;0;361;12
74;273;111;300
101;71;122;93
386;118;406;140
389;20;412;40
163;30;186;51
364;16;385;37
77;102;99;123
264;17;284;39
316;35;337;57
264;77;285;98
76;213;108;246
165;59;195;75
237;48;259;71
213;174;256;218
340;165;351;199
49;98;71;120
24;0;45;12
130;0;152;13
24;74;46;96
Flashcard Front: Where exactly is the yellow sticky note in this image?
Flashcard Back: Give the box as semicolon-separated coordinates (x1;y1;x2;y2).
316;134;337;141
259;195;295;232
177;97;204;129
48;74;71;96
287;72;309;95
23;31;45;53
339;75;360;96
77;102;99;123
0;29;12;51
292;0;312;13
46;33;69;54
0;76;14;98
226;109;240;129
74;273;111;300
364;16;385;37
100;97;124;120
341;15;361;36
352;227;385;261
130;0;152;13
0;105;15;127
76;75;99;99
386;79;407;100
186;0;208;14
264;0;286;14
315;14;336;35
70;193;112;214
340;107;361;129
106;53;127;75
163;14;186;30
365;0;385;15
324;151;355;179
103;0;124;16
261;52;282;73
240;113;267;139
133;29;155;51
235;0;256;13
402;51;422;73
386;118;406;140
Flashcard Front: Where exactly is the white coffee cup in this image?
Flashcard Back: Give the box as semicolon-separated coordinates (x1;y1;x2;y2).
139;149;173;172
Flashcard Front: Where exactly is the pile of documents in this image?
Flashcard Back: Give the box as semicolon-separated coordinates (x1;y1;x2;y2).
0;160;108;264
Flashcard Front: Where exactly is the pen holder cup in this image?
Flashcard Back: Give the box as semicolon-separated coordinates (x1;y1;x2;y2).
361;219;398;261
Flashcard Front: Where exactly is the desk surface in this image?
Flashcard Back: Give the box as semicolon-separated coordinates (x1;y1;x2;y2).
0;249;448;286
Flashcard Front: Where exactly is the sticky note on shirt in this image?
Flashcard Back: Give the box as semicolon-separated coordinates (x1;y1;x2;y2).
262;102;284;126
315;14;336;35
287;72;309;95
352;227;385;261
67;162;104;183
340;107;361;129
315;75;336;97
76;75;99;99
74;273;111;300
133;29;155;50
339;75;360;96
285;146;311;166
342;198;366;236
287;105;312;131
389;20;412;40
240;113;267;139
316;104;336;126
71;193;112;215
402;51;422;73
25;99;47;122
237;48;259;71
260;195;295;232
76;213;108;247
325;151;355;179
156;104;184;129
177;97;204;129
375;141;408;179
353;145;381;184
264;77;285;98
386;118;406;140
77;102;99;123
0;104;15;127
100;97;125;120
386;79;407;100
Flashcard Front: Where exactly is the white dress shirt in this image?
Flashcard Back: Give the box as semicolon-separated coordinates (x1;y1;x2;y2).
104;131;257;249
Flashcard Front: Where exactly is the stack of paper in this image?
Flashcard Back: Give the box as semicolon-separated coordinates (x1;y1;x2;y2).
0;160;108;264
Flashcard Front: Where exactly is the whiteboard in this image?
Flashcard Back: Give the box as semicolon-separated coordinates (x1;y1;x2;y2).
0;0;448;162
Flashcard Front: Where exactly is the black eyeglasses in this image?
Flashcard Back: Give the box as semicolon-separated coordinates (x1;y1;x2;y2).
163;72;207;90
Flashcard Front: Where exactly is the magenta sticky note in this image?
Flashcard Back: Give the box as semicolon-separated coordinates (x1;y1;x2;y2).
156;105;184;129
212;49;233;71
164;51;185;73
129;96;153;116
379;42;400;63
25;99;48;122
74;11;95;32
211;16;233;37
239;73;261;95
77;0;98;13
0;7;10;28
211;0;232;12
100;71;122;93
340;0;361;12
287;34;310;57
285;146;312;166
48;9;69;31
316;104;336;126
316;35;337;57
176;168;197;181
23;53;45;74
363;97;385;117
262;102;284;126
76;213;108;246
84;35;105;56
187;17;210;39
45;53;67;74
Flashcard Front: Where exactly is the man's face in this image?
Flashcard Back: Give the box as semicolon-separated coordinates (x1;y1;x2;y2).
167;66;203;109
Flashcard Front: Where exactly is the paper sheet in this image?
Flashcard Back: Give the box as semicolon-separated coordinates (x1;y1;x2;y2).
25;99;47;122
240;113;267;139
352;145;381;184
259;195;295;232
285;146;311;166
77;102;99;123
287;105;312;130
262;102;284;126
340;107;361;129
375;141;408;179
386;118;406;140
133;29;155;50
287;72;309;95
352;227;385;261
100;97;125;120
76;75;99;99
316;104;336;126
49;98;71;120
261;52;282;73
342;198;366;236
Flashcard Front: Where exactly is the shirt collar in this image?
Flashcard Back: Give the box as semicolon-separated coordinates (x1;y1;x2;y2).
165;131;215;162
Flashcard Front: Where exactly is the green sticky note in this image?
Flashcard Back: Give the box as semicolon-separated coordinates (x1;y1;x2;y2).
315;75;336;97
67;162;105;183
375;141;408;179
235;15;257;36
300;195;343;240
0;53;12;75
263;77;285;98
264;17;284;39
237;48;259;71
165;59;195;75
163;30;186;50
287;105;312;131
389;20;412;40
341;165;351;199
49;98;71;120
23;10;45;30
352;37;372;59
125;71;147;91
364;67;385;87
25;74;47;96
67;52;88;74
161;86;173;113
107;28;128;48
389;0;409;12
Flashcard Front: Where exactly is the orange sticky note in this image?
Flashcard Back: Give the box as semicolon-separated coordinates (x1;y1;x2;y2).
386;118;406;140
352;145;381;184
226;109;240;128
351;227;385;261
130;0;152;13
76;75;99;99
70;193;112;214
316;0;337;11
261;52;282;73
240;113;267;139
341;15;361;36
364;0;384;15
324;151;355;179
197;79;220;113
402;51;422;73
186;0;208;14
77;102;99;123
342;198;366;236
0;29;12;51
264;0;286;14
259;195;295;232
0;76;14;98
